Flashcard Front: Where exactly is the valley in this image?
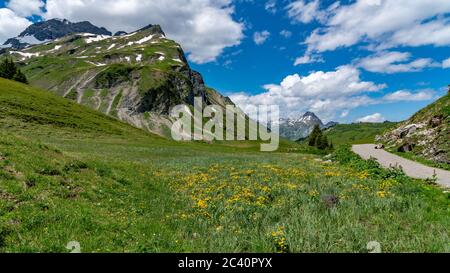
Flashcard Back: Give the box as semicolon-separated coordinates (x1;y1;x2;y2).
0;78;449;252
0;18;449;254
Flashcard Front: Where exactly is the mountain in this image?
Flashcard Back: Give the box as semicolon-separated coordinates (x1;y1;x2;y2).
114;31;128;37
279;112;338;141
1;19;235;138
377;91;449;165
3;19;112;49
324;121;339;128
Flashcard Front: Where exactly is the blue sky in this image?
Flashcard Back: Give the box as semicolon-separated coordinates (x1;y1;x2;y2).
1;0;449;123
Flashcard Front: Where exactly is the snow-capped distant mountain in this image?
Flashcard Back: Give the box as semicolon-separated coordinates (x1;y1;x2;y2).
3;19;112;49
279;112;338;141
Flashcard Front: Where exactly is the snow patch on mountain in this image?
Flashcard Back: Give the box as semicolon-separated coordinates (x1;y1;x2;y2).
10;51;40;59
18;35;48;45
48;45;62;52
279;112;338;141
85;35;111;44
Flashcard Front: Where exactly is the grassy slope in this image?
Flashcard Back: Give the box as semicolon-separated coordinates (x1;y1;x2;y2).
325;122;398;146
409;93;450;124
0;78;449;253
384;94;450;170
6;30;250;139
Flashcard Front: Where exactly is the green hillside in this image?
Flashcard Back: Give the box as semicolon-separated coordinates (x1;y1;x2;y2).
380;93;449;167
0;79;449;252
409;92;450;124
1;25;235;138
0;77;144;136
325;122;398;146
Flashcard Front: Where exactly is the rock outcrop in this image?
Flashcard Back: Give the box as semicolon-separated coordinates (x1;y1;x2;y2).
377;92;449;165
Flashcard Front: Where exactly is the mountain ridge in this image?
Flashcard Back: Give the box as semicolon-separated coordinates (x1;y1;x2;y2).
279;112;338;141
1;19;236;138
4;19;112;49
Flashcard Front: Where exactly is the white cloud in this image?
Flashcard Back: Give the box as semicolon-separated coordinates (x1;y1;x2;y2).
0;8;32;45
280;30;292;38
229;65;385;120
340;110;350;118
42;0;244;64
388;19;450;48
358;51;437;73
302;0;450;54
7;0;44;17
286;0;323;24
265;0;277;14
443;58;450;68
383;89;435;101
294;53;323;66
253;30;270;45
356;113;386;123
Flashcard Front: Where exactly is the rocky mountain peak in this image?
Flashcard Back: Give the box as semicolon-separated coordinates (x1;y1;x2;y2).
279;112;337;141
3;18;112;49
301;112;323;125
138;24;166;36
303;111;317;117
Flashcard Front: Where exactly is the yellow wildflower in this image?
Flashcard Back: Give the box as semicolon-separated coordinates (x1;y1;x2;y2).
377;191;387;198
196;199;209;209
308;190;319;198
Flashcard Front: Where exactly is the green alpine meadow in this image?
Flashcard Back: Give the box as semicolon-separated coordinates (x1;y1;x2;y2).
0;77;449;253
0;4;449;255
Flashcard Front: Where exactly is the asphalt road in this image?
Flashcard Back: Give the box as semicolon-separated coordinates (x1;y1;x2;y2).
352;144;450;188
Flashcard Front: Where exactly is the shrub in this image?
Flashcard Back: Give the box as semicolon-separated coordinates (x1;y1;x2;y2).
12;69;28;84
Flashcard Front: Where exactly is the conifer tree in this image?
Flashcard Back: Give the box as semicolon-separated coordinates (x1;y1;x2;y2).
308;125;322;147
0;58;17;79
308;125;332;150
0;58;28;84
318;135;329;150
